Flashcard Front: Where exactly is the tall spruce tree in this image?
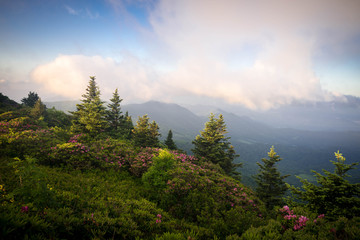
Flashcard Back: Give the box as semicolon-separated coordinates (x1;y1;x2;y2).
164;129;177;150
192;113;241;177
132;115;160;147
106;88;123;131
288;151;360;219
122;111;134;139
255;146;289;210
71;76;107;135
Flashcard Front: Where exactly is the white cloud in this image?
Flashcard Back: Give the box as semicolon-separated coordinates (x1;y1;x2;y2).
64;5;78;15
144;0;360;109
35;0;360;109
64;5;99;19
31;54;164;102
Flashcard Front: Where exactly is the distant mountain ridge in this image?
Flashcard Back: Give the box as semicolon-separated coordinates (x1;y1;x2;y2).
45;99;360;186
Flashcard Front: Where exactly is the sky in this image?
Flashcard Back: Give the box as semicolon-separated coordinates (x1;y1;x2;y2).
1;0;360;110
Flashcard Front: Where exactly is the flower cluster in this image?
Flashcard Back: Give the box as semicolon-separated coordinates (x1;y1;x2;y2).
0;117;38;134
293;215;309;230
279;206;315;231
127;147;160;176
314;214;325;223
21;206;29;213
68;133;86;143
155;214;162;224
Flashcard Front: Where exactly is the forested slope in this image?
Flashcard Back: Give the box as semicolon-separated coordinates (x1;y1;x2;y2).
1;81;360;239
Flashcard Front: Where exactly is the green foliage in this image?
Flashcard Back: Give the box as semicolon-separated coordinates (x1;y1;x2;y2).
0;93;20;112
21;91;39;107
46;142;104;170
132;114;161;147
1;92;360;239
121;111;134;139
165;129;177;150
192;113;241;177
288;151;360;219
255;146;289;210
44;107;72;128
240;205;360;239
30;98;46;119
71;76;107;135
106;88;123;131
142;149;176;194
1;127;63;159
7;156;57;209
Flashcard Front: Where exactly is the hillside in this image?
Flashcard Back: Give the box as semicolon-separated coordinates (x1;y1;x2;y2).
122;101;360;187
44;99;360;187
2;92;360;239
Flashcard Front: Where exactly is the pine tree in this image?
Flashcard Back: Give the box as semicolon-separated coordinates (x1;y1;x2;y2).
192;113;241;177
106;88;123;131
164;129;177;150
30;98;46;119
122;111;134;139
132;115;160;147
21;92;39;107
71;76;107;135
288;151;360;219
255;146;289;210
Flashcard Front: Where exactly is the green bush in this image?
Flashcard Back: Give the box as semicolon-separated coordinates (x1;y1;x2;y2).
142;149;176;191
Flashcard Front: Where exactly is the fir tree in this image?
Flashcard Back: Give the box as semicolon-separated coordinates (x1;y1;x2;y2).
30;98;46;119
21;91;39;107
122;111;134;139
164;129;177;150
288;151;360;219
192;113;241;177
106;88;123;131
255;146;289;210
71;76;107;135
132;114;160;147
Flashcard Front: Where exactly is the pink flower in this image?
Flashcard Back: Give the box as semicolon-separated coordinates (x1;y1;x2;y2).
21;206;29;213
157;214;162;218
156;219;161;223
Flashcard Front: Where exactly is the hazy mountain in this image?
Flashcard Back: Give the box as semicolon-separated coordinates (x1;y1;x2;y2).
123;100;360;187
123;101;204;142
186;95;360;132
44;98;360;187
44;100;79;113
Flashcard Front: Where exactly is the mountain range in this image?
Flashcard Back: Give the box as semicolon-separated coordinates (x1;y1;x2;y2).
45;96;360;187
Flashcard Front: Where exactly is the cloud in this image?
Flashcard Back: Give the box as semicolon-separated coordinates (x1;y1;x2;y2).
31;54;165;102
64;5;99;19
64;5;78;15
35;0;360;109
144;0;360;109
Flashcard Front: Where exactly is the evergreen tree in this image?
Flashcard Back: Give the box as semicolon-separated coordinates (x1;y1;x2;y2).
71;76;107;135
21;91;39;107
192;113;241;177
106;88;123;131
255;146;289;210
132;114;160;147
164;129;177;150
30;98;47;119
122;111;134;139
288;151;360;219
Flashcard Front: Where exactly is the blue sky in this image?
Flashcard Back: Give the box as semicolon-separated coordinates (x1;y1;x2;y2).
1;0;360;109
